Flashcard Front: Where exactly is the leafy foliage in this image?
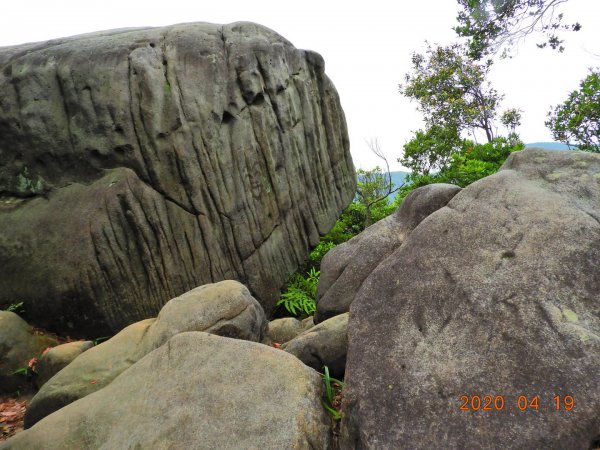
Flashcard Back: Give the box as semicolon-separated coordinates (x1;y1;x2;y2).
400;125;465;175
321;366;344;420
4;302;25;315
546;69;600;151
307;241;336;268
399;40;522;193
92;336;110;346
455;0;581;59
355;166;398;227
500;108;523;134
276;268;319;317
400;43;501;142
395;137;524;206
436;136;524;185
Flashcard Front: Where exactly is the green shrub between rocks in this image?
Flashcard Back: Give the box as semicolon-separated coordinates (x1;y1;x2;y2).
276;268;319;318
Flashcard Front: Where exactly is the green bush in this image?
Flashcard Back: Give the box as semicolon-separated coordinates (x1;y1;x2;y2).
394;136;523;207
308;241;336;267
276;268;319;318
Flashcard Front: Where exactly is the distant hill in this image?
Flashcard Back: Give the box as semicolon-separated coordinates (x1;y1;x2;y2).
525;142;575;151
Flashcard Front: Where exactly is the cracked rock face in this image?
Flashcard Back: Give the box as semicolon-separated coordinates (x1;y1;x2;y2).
0;22;355;334
340;149;600;449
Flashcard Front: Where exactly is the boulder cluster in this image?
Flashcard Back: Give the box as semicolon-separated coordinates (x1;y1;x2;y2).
2;281;339;449
1;20;599;450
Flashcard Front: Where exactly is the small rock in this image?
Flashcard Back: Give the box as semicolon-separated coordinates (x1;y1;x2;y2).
34;341;94;389
0;312;58;394
283;313;348;379
266;316;315;344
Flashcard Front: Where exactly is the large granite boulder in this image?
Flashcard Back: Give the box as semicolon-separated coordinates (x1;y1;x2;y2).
25;280;266;427
0;311;58;394
2;332;332;449
340;148;600;449
0;22;355;335
315;183;461;323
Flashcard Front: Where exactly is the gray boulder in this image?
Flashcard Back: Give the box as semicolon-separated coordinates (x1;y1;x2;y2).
0;311;58;394
340;148;600;449
25;280;266;427
2;332;331;450
283;312;348;379
0;22;355;335
265;316;315;344
34;340;94;389
315;183;461;323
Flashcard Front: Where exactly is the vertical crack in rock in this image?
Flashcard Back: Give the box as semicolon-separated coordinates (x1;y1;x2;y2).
54;68;76;153
126;51;150;180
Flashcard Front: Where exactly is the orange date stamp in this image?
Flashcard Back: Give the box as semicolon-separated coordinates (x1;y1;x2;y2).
459;395;575;411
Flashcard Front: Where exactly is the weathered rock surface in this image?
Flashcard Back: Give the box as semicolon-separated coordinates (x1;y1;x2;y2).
34;340;94;389
266;316;314;344
0;22;355;335
340;149;600;449
283;312;348;379
0;311;58;394
315;184;461;323
25;280;266;427
3;332;331;450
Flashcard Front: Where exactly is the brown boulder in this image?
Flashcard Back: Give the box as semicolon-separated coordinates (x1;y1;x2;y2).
34;340;94;389
283;312;348;379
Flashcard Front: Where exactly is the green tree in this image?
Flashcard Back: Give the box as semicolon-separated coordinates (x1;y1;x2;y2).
546;69;600;151
355;139;401;227
400;43;520;178
400;125;465;175
400;43;502;143
455;0;581;59
500;108;523;134
394;137;525;207
437;136;525;186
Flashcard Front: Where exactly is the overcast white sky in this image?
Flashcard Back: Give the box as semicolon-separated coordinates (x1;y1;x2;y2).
2;0;599;171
